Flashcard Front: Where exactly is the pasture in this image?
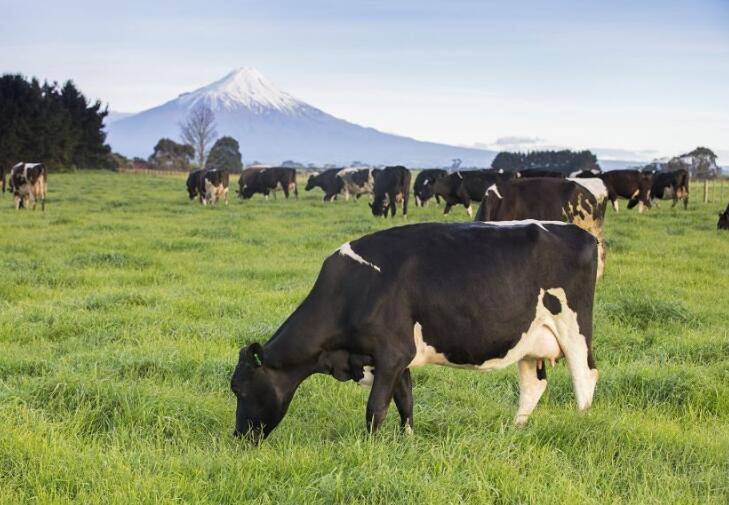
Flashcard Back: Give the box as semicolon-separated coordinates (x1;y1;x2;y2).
1;171;727;504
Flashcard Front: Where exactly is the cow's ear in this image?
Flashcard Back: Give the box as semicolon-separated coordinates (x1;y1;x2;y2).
240;343;264;367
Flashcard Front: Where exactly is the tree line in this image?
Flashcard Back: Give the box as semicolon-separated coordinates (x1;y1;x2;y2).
491;149;600;174
0;74;113;170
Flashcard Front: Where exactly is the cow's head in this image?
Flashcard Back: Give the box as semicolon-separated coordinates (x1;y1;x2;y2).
718;204;729;230
239;184;256;200
369;195;387;217
305;175;318;191
230;343;285;441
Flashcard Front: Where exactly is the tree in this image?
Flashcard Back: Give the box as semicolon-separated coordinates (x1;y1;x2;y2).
206;136;242;172
148;138;194;170
179;102;217;168
0;74;112;170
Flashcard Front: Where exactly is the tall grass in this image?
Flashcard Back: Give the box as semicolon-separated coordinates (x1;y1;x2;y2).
0;172;727;504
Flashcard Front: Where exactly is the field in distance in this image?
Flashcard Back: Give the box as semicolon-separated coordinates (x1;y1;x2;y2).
0;171;727;504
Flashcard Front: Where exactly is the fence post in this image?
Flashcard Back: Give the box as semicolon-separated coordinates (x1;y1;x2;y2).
704;180;709;203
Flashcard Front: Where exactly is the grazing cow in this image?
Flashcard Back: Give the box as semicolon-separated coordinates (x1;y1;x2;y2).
432;170;516;217
199;169;229;205
370;165;411;218
237;167;266;198
230;221;599;440
240;167;298;200
337;168;376;200
718;204;729;230
413;169;447;207
476;178;608;279
576;169;652;213
517;169;564;178
650;169;689;210
10;162;47;211
186;169;205;200
305;168;343;202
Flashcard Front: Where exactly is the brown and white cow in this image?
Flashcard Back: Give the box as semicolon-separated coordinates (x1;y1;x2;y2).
200;169;229;206
576;169;652;213
9;162;47;211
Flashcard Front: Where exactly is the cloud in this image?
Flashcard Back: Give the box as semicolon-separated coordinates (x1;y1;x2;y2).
494;136;543;146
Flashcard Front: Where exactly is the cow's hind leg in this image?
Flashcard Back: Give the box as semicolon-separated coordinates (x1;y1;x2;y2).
393;369;414;433
515;358;548;426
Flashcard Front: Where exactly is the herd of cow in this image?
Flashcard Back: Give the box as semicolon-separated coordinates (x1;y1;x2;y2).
2;159;726;442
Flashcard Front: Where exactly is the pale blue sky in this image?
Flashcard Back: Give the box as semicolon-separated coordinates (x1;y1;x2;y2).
2;0;728;161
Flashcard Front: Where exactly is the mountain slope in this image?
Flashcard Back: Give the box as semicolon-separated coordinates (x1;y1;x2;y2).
106;67;495;166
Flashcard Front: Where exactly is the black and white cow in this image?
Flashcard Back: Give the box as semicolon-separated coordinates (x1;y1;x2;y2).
230;221;599;440
336;168;377;201
10;162;47;211
413;169;447;207
718;203;729;230
186;169;205;200
305;168;343;202
240;167;298;200
198;169;229;205
237;167;266;198
517;169;564;178
432;170;516;217
650;169;689;210
370;165;411;218
475;177;608;278
576;169;652;213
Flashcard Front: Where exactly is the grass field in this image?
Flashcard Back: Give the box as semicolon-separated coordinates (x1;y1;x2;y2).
1;171;727;504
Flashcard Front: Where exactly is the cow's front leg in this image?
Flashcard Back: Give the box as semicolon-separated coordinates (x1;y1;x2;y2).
365;364;403;433
392;368;413;433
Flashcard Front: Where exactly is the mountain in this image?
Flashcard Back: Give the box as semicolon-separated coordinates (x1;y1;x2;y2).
105;67;496;167
105;111;134;124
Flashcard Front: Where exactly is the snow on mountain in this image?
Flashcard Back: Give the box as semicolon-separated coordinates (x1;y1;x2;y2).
105;67;495;167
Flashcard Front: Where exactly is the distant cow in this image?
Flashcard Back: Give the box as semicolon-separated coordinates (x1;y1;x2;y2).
476;177;608;278
651;169;689;210
230;221;599;440
200;169;229;205
10;162;47;211
186;169;205;200
240;167;298;200
413;169;447;207
337;168;376;200
517;169;564;178
237;167;266;198
576;169;652;212
432;170;516;217
718;204;729;230
305;168;343;202
370;165;411;218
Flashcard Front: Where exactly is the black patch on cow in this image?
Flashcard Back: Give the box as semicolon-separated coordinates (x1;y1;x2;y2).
543;292;561;315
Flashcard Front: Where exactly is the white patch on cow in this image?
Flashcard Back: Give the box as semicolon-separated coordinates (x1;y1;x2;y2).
631;189;640;198
486;184;503;199
338;242;381;272
567;178;608;203
358;366;375;388
466;205;473;218
612;200;619;212
478;219;568;231
407;288;598;422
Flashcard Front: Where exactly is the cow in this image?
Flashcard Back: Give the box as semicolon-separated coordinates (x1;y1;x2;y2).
240;167;298;200
230;221;599;440
413;169;447;207
336;168;377;201
237;167;266;198
9;162;47;211
650;169;689;210
199;169;229;205
370;166;411;218
305;168;343;202
476;177;608;279
432;170;516;217
718;204;729;230
186;169;205;200
517;169;564;178
576;169;652;213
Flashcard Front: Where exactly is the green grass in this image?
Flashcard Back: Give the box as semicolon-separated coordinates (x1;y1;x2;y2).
1;171;727;504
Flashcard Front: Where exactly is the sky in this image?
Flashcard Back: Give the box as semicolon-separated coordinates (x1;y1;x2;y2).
2;0;728;162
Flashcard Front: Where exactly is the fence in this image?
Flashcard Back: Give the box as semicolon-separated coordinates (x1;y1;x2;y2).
695;178;728;204
117;167;188;177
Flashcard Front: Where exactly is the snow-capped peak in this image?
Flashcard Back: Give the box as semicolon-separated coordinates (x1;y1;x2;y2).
178;67;301;113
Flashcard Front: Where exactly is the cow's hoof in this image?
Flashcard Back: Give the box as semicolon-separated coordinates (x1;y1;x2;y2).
514;415;529;426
